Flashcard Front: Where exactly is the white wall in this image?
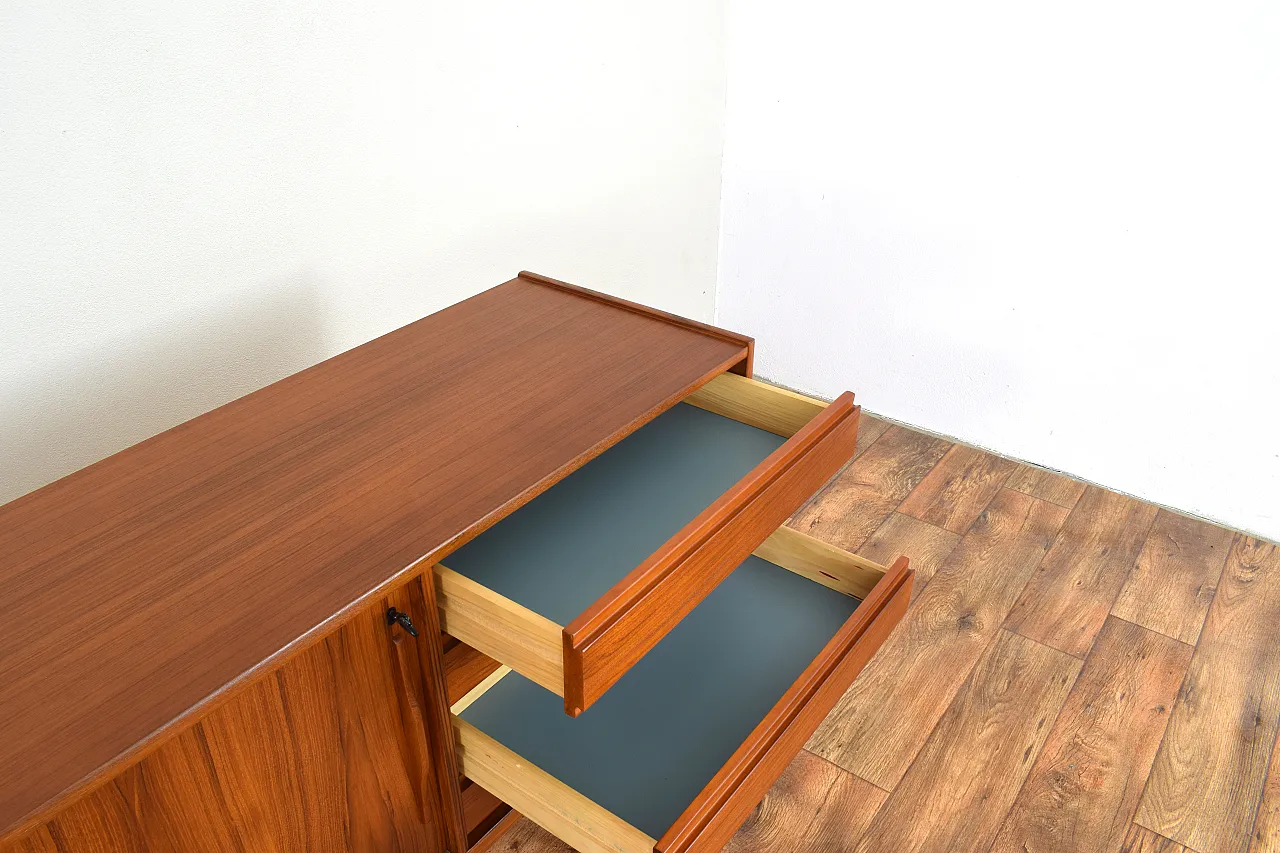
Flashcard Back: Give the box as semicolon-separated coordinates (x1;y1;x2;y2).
719;0;1280;541
10;1;1275;541
0;1;726;504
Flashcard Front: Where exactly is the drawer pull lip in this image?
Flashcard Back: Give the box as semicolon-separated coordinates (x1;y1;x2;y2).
387;607;420;637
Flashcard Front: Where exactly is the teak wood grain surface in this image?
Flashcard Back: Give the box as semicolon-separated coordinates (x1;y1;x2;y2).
0;273;751;840
499;418;1280;853
0;588;446;853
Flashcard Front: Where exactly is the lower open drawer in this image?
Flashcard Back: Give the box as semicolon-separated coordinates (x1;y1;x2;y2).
450;536;912;853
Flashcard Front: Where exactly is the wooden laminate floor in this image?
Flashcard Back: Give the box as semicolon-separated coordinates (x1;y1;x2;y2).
488;414;1280;853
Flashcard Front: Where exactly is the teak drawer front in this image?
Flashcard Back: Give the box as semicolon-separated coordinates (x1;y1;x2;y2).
451;545;913;853
436;374;861;716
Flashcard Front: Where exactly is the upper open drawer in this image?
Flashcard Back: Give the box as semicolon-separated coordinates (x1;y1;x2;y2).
433;373;862;715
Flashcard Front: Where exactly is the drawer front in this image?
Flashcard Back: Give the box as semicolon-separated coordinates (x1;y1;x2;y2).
658;555;911;853
453;553;913;853
562;388;862;715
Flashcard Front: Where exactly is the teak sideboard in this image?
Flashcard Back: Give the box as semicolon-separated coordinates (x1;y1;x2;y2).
0;272;913;853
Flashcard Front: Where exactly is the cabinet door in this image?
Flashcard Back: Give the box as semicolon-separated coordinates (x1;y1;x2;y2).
4;577;457;853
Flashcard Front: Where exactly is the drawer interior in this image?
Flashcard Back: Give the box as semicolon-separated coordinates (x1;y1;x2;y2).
451;542;910;853
444;403;785;624
435;373;861;712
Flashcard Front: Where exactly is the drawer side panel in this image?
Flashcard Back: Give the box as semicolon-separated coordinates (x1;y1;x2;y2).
455;718;656;853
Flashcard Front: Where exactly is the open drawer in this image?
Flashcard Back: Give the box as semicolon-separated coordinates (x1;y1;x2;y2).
449;536;912;853
435;373;863;715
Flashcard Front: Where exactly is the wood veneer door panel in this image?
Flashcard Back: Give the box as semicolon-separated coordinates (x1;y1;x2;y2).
0;595;447;853
563;394;863;715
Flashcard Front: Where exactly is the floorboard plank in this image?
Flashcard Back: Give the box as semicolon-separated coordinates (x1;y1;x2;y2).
807;489;1069;789
990;617;1193;853
853;413;891;459
720;750;841;853
722;750;885;853
1121;824;1192;853
470;811;523;853
485;816;573;852
852;630;1081;853
1112;510;1235;645
797;758;888;853
1247;729;1280;853
1007;464;1088;509
898;444;1019;534
856;512;960;599
1005;485;1159;657
1135;536;1280;853
789;425;951;552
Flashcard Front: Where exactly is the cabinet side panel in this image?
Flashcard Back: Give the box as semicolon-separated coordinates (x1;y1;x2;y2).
1;600;445;853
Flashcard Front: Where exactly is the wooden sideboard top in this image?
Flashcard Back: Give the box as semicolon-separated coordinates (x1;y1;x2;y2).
0;272;751;838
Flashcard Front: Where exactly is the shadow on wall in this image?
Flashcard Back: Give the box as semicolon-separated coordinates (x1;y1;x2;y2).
0;272;330;506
